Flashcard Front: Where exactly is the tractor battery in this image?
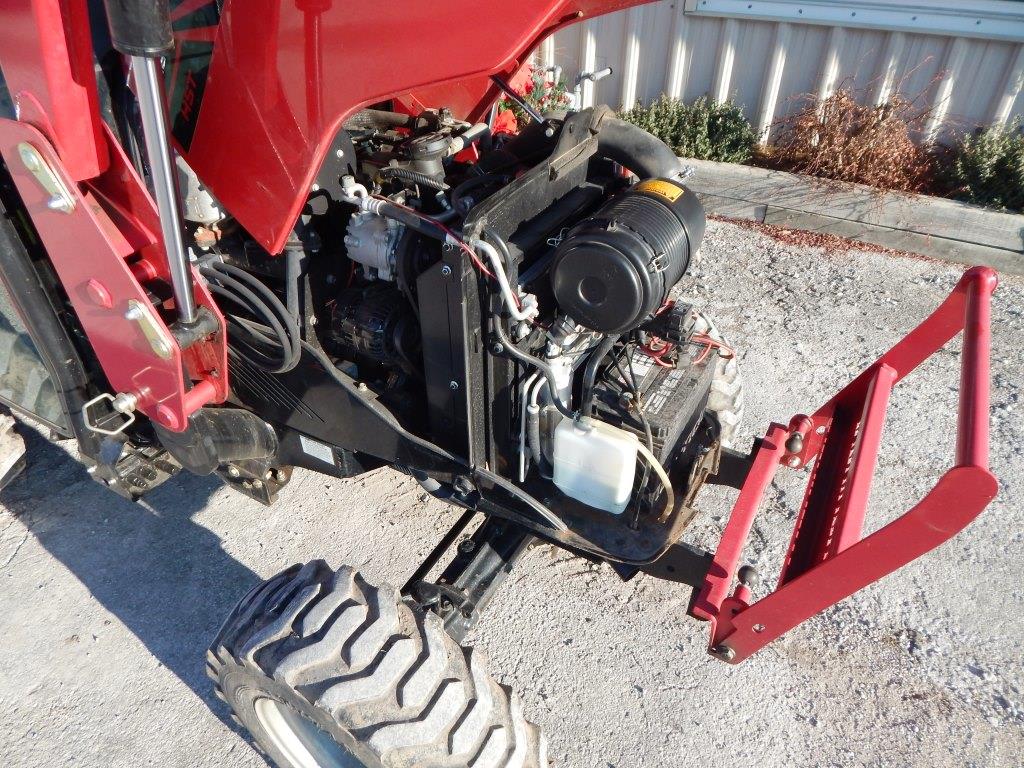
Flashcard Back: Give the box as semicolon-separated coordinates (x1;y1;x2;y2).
591;323;715;465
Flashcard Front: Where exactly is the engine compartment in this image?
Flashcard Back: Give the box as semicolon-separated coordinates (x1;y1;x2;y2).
188;105;724;552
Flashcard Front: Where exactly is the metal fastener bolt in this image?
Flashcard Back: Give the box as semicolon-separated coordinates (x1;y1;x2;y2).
264;470;273;481
227;465;240;478
458;539;476;555
753;623;766;634
712;644;736;661
19;145;39;171
785;431;804;454
491;342;505;355
46;194;71;212
449;380;459;391
441;264;453;277
787;456;801;468
335;149;345;158
252;479;263;489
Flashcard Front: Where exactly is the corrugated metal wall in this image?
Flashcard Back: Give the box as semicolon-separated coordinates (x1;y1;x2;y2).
540;2;1024;143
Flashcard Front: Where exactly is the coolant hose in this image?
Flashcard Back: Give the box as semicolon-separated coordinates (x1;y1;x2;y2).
579;335;618;417
596;117;683;180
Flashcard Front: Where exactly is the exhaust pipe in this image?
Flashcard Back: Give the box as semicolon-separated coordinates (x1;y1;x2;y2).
102;0;198;326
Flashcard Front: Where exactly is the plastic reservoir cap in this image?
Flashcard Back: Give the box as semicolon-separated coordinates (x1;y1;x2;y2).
552;417;639;515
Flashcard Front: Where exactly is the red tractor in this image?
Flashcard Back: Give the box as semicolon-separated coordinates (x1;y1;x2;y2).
0;1;998;765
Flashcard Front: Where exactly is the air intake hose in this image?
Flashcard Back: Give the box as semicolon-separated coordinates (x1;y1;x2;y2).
595;114;683;180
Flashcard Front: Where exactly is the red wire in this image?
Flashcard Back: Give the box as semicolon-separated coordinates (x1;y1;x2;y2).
370;195;499;282
639;331;736;368
690;333;735;365
639;336;675;367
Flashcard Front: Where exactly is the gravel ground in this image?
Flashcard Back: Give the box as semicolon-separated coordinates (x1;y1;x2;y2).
1;219;1021;768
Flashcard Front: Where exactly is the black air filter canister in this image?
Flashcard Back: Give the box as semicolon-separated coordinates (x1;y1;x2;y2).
549;178;705;333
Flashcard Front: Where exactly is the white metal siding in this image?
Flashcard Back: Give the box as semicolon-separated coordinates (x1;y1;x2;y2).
541;1;1024;142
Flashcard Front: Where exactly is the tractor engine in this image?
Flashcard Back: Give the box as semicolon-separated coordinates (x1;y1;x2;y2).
196;106;714;523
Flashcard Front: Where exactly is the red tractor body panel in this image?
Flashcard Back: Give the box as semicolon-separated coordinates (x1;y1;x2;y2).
176;0;653;254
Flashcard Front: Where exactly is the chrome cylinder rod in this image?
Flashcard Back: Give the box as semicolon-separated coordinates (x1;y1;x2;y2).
131;55;198;325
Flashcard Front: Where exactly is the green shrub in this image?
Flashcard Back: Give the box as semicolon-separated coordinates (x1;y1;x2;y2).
620;95;756;164
945;120;1024;212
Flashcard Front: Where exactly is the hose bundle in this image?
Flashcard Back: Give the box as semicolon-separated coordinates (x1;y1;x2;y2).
199;261;301;373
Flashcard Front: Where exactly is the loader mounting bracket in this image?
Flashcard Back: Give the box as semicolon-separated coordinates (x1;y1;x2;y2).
690;266;999;664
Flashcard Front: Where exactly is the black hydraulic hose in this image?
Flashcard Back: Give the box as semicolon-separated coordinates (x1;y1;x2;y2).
579;335;618;417
377;166;450;191
209;261;300;360
203;281;292;373
200;269;287;347
201;262;300;373
596;117;682;180
374;200;449;241
450;173;502;213
483;226;512;266
492;321;575;420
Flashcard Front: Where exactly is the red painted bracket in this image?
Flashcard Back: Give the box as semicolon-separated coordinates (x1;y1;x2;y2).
0;119;228;432
690;267;999;664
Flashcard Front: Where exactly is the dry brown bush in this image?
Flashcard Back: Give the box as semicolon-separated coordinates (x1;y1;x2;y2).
765;88;938;194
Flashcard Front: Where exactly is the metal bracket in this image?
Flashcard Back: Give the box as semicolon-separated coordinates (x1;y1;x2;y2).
408;516;534;642
125;299;173;359
17;142;75;214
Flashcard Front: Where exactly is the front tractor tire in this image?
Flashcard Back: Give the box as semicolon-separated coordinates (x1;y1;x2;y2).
208;561;547;768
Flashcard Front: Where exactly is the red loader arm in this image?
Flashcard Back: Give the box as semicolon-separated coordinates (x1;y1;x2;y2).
691;266;999;664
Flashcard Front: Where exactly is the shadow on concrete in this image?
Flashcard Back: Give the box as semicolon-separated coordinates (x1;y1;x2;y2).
2;426;262;732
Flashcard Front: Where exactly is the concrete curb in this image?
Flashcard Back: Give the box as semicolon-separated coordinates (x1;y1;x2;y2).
681;158;1024;275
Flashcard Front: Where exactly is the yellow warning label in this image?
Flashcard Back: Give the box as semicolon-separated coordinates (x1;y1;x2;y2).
635;179;685;202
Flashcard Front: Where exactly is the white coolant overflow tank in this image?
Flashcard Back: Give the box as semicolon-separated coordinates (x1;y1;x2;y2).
552;417;639;514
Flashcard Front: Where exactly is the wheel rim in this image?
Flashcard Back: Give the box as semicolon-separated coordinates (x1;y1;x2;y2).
253;697;362;768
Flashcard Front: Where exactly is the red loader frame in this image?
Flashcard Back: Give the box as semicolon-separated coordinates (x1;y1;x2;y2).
691;267;999;662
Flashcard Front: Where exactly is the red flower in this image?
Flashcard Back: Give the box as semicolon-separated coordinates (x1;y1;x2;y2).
492;108;520;135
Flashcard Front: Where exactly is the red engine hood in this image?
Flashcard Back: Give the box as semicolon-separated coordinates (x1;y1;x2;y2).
176;0;654;254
